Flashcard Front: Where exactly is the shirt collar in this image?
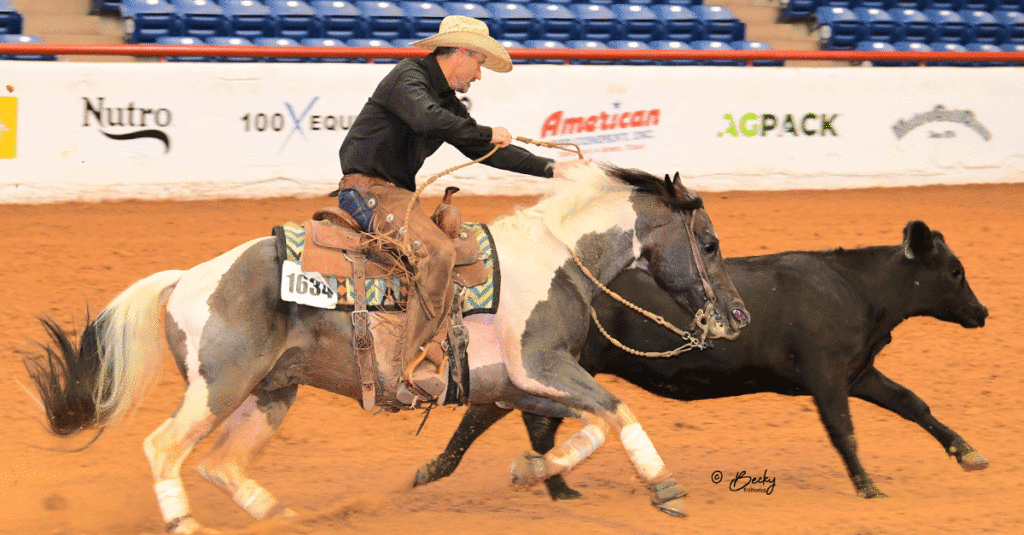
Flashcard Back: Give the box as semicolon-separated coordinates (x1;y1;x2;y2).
423;54;454;99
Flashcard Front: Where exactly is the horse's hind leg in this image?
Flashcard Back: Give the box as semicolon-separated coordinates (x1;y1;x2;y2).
196;385;298;520
144;383;228;534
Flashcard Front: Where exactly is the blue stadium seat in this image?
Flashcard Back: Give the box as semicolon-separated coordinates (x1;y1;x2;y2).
650;39;695;65
356;1;409;40
267;1;321;40
301;36;350;62
692;5;745;42
92;0;125;15
441;2;491;26
1000;41;1024;49
121;0;178;43
858;0;889;8
611;4;661;41
566;39;612;64
172;0;228;39
889;8;933;42
856;40;900;66
923;0;962;9
778;0;818;22
992;0;1024;11
855;8;897;43
254;36;305;61
528;3;577;42
523;38;566;64
690;39;741;65
965;41;1005;65
312;1;365;40
820;0;857;8
608;39;654;64
1;0;24;35
930;40;969;64
401;1;448;39
221;0;276;39
892;39;935;63
486;2;539;41
570;4;618;42
0;34;56;60
732;39;784;65
890;0;923;8
993;10;1024;44
959;10;1001;44
347;37;397;62
155;35;207;61
816;6;862;50
206;36;260;62
653;5;698;42
959;0;991;9
662;0;703;4
924;9;967;43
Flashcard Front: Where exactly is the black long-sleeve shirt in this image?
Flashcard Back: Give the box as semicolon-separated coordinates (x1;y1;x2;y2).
339;54;554;192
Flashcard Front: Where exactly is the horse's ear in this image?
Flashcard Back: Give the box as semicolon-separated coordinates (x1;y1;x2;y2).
664;174;674;194
672;172;682;189
903;220;935;260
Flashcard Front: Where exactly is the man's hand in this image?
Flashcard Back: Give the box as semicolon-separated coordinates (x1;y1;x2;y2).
552;158;592;179
490;127;512;148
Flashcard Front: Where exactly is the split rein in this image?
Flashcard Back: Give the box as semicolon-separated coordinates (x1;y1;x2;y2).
402;136;712;357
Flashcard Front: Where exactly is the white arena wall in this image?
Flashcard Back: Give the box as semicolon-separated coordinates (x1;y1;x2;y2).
1;62;1022;203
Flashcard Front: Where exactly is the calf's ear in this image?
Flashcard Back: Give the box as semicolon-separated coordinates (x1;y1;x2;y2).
903;220;935;260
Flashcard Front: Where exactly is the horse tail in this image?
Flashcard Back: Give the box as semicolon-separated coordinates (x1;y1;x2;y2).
24;269;185;437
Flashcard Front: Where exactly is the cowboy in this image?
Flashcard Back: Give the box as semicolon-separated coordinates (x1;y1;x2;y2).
337;16;577;402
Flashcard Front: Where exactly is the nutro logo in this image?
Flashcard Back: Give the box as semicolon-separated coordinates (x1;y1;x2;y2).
0;96;16;159
82;97;173;153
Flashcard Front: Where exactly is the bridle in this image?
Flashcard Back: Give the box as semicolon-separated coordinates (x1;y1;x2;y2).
569;205;718;358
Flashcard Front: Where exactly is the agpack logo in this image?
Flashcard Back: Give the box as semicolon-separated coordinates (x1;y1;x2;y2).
0;96;16;159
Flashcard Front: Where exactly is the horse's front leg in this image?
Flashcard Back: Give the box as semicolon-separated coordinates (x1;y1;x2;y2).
850;367;989;471
412;403;513;487
504;350;688;516
520;412;582;500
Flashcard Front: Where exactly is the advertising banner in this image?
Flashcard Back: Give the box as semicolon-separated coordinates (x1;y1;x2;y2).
1;62;1022;203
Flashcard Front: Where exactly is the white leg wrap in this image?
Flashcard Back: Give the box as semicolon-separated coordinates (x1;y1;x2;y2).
233;480;278;520
620;423;667;482
549;424;607;472
154;478;189;524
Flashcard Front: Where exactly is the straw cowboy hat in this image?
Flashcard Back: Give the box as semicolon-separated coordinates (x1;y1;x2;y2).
410;15;513;73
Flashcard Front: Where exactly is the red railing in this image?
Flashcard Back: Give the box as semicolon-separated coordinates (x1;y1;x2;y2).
2;43;1024;66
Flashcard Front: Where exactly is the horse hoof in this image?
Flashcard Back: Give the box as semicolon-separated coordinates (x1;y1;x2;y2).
650;479;688;517
857;486;888;499
958;449;990;471
167;516;216;534
509;454;547;490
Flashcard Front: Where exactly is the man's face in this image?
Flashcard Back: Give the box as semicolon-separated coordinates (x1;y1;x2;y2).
448;48;485;93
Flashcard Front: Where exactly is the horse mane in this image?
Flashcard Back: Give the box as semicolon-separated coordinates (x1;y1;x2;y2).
492;162;703;240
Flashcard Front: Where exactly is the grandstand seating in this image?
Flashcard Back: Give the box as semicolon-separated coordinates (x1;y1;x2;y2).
220;0;276;39
692;5;744;42
402;1;448;39
654;5;699;43
206;35;260;61
442;2;492;26
528;3;577;42
611;4;661;41
121;0;178;43
816;6;861;50
778;0;817;22
608;39;654;64
301;36;350;61
156;35;207;61
173;0;228;39
732;39;784;65
267;1;321;41
523;38;566;63
346;36;397;61
0;33;57;61
566;39;613;64
993;9;1024;43
1;0;24;35
890;8;933;43
312;1;365;40
356;1;409;40
924;9;967;43
254;35;305;61
960;9;1003;44
487;2;539;41
965;41;1006;64
650;39;695;65
854;8;897;43
570;4;618;42
690;39;742;65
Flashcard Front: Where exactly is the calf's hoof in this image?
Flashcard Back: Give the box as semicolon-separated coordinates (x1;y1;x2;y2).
650;479;688;517
509;453;547;490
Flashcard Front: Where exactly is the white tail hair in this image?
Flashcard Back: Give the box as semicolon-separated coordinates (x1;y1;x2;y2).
94;269;185;423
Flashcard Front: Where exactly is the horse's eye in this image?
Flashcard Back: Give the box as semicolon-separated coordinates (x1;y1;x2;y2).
703;241;718;255
952;267;964;280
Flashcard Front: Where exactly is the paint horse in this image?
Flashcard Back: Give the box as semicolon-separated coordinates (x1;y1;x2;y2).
23;163;749;534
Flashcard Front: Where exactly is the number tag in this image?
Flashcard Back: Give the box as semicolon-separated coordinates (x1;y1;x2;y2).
280;260;337;309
